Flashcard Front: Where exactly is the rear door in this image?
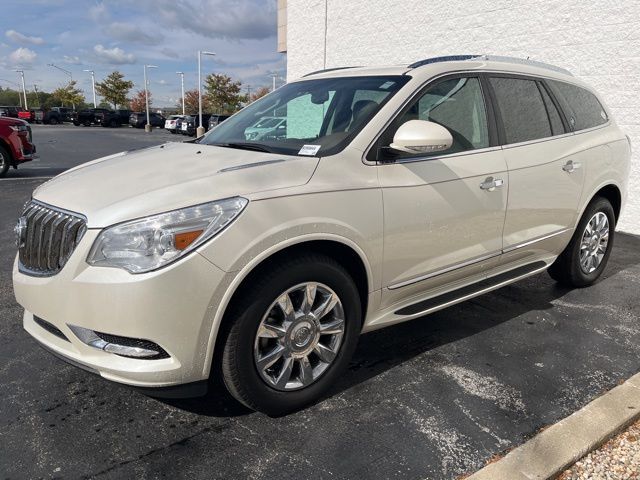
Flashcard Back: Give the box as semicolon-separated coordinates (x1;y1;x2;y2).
487;75;585;258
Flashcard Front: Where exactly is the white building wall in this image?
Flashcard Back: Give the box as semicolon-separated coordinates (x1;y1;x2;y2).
286;0;640;233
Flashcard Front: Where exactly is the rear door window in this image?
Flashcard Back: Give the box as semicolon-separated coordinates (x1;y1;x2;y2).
547;80;608;131
489;77;552;144
539;84;565;135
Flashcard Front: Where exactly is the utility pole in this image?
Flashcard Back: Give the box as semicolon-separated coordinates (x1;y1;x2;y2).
48;63;75;109
246;84;251;103
16;70;27;110
34;84;40;107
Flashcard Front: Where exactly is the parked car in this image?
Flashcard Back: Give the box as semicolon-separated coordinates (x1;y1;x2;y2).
207;114;230;131
25;108;64;125
0;106;22;118
129;112;165;128
12;56;631;415
73;108;111;126
243;116;286;140
0;116;36;177
50;107;73;122
181;114;211;136
99;109;131;127
164;114;185;134
17;110;35;123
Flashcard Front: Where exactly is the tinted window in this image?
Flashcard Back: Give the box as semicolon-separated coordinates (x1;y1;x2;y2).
490;77;553;144
382;77;489;158
548;81;607;131
539;84;564;135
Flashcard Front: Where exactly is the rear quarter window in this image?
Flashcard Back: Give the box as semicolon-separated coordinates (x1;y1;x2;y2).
548;80;608;131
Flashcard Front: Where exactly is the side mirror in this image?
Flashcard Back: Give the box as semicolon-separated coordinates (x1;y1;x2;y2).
390;120;453;154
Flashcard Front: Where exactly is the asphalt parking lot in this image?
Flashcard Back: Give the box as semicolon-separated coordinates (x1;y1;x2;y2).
1;125;640;479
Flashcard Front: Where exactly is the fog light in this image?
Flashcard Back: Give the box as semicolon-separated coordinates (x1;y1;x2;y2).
68;325;169;359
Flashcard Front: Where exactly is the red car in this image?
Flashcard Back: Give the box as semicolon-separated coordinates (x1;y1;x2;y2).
0;117;37;177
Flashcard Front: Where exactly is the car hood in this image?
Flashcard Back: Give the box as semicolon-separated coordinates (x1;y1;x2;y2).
33;142;318;227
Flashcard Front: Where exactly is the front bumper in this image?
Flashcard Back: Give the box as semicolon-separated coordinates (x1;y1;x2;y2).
13;229;228;389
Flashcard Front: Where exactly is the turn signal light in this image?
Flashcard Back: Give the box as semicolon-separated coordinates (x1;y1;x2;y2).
174;230;203;250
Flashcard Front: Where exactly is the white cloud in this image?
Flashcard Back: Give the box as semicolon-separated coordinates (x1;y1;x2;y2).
9;47;37;65
63;55;82;65
5;30;45;45
89;2;108;21
107;22;160;45
93;44;136;64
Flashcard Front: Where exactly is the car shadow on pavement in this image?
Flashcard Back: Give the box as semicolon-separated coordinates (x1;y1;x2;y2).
159;232;640;418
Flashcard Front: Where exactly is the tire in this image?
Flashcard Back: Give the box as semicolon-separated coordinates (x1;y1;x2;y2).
220;254;362;416
0;145;11;178
548;196;615;288
49;117;59;125
73;121;80;126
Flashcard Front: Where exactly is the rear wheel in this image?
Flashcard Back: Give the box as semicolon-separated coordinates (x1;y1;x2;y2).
0;145;11;177
548;197;615;287
220;255;361;415
49;117;59;125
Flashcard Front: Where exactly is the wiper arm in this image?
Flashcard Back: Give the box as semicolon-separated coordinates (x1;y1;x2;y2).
211;142;272;153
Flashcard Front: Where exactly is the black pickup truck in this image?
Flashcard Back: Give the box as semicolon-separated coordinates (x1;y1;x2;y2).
99;109;131;127
72;108;111;126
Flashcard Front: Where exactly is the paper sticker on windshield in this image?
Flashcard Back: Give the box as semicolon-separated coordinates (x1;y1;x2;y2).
379;81;395;90
299;145;321;156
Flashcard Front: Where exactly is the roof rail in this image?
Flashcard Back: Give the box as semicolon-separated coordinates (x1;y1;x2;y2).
303;66;360;77
407;54;573;76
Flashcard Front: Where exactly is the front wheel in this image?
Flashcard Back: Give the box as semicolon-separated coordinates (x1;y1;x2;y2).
548;197;615;287
220;255;361;415
0;145;11;177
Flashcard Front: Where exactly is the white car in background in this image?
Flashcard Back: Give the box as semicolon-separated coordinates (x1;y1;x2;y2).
164;115;185;134
244;116;286;140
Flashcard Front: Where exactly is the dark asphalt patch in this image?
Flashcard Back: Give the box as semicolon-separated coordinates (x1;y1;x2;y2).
0;132;639;479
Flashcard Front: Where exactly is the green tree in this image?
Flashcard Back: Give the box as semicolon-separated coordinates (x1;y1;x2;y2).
52;81;84;108
0;87;23;107
203;74;245;114
95;71;134;109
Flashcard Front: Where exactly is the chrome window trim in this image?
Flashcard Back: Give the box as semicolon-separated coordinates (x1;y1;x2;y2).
362;68;612;166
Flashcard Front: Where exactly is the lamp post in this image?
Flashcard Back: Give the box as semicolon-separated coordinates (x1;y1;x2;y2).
269;73;278;92
48;63;75;109
143;65;157;132
83;70;97;108
176;71;185;115
16;70;27;110
197;50;215;137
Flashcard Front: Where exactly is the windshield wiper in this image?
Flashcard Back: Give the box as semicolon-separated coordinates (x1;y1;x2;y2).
211;142;272;153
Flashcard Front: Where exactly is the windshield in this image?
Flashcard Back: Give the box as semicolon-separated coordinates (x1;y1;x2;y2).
199;75;409;156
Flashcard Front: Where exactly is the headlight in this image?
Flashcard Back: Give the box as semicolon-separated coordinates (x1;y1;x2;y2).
87;197;248;273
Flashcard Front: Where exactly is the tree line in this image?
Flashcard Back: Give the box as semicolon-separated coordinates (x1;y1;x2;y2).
0;70;271;113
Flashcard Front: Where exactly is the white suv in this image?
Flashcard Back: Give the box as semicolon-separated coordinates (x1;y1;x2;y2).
13;55;631;415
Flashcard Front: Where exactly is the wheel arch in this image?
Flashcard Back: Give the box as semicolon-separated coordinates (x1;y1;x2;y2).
203;236;372;378
0;137;15;166
578;183;622;227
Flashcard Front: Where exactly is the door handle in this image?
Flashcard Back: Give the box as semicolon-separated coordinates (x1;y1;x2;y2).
563;160;582;173
480;177;504;192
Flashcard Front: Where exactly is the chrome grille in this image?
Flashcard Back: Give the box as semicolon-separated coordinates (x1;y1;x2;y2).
18;201;87;277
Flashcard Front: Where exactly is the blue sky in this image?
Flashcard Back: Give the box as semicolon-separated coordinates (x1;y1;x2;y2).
0;0;285;107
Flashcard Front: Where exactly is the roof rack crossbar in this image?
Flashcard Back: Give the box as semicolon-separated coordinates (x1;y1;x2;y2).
407;54;573;76
303;66;361;77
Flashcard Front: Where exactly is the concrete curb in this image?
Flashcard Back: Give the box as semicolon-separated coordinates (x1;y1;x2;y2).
466;372;640;480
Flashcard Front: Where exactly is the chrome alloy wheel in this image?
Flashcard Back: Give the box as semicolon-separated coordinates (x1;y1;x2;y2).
253;282;345;391
579;212;610;274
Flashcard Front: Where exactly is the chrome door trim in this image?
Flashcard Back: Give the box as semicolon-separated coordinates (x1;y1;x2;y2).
502;228;571;253
387;250;502;290
388;227;571;290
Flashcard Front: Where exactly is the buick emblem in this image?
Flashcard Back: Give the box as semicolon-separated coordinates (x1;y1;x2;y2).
14;216;27;248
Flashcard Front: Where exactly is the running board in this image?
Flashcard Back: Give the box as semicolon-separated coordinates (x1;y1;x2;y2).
394;261;548;316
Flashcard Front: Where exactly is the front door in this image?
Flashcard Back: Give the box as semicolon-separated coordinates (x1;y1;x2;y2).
375;75;508;309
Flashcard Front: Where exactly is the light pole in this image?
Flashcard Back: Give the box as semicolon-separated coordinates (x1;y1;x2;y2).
34;84;41;107
16;70;27;110
48;63;75;109
246;84;251;104
197;50;215;137
83;70;97;108
143;65;157;132
176;71;185;115
269;73;278;92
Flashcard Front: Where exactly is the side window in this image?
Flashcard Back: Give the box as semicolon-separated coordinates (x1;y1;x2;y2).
489;77;552;144
538;83;565;136
548;80;608;131
383;77;489;157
